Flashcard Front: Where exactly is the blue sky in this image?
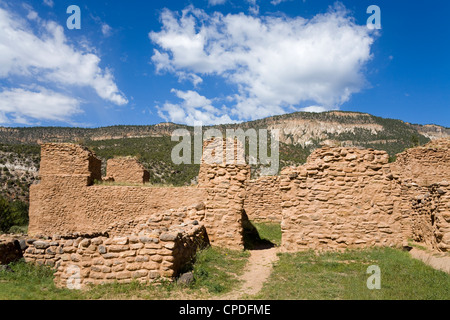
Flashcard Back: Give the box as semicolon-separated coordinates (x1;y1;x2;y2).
0;0;449;127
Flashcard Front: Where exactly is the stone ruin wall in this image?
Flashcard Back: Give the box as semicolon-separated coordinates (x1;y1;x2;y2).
279;147;406;252
278;139;450;252
198;163;249;250
244;176;281;222
14;138;450;290
25;140;249;288
106;157;150;184
410;184;450;252
24;217;208;289
391;139;450;187
28;143;208;237
389;139;450;252
197;138;250;250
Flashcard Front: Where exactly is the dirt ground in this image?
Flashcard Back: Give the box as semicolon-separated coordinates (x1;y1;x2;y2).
219;247;279;300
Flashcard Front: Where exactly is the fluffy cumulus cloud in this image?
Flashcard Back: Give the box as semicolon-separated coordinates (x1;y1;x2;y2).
0;6;127;124
157;89;234;125
0;87;82;124
150;4;375;124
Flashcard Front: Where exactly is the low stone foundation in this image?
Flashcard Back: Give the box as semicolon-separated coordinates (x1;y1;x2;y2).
24;220;208;289
0;237;24;265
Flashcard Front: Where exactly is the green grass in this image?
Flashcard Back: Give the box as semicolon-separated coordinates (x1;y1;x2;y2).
252;247;450;300
0;247;249;300
253;222;282;247
2;246;449;300
190;247;249;295
243;220;282;250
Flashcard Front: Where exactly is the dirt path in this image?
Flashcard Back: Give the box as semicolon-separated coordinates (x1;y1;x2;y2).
220;247;279;300
410;248;450;274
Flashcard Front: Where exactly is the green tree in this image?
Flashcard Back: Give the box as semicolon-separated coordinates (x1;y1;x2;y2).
9;200;29;227
411;135;420;147
0;196;12;233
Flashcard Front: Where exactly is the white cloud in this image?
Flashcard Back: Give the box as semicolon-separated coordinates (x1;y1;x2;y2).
150;4;375;123
301;105;329;113
43;0;54;8
157;89;235;125
270;0;295;5
208;0;227;5
0;88;82;124
101;23;112;37
0;7;127;107
176;71;203;87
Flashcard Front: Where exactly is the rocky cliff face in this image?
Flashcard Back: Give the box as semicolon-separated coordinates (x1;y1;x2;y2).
266;118;384;147
407;123;450;140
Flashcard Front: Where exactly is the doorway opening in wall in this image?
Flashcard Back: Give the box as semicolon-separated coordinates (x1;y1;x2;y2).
242;210;282;250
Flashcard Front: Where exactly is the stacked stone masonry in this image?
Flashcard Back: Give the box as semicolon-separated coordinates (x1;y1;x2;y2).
279;147;405;252
244;176;281;222
197;138;250;250
21;138;450;289
410;183;450;251
24;219;208;289
279;139;450;252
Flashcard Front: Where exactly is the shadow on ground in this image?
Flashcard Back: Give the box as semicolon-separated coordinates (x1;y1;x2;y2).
242;210;275;250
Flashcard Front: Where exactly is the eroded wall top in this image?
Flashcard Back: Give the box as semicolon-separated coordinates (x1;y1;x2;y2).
106;157;150;184
39;143;101;182
392;138;450;186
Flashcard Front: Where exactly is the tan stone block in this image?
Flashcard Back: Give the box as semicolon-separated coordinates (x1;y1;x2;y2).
135;255;150;262
142;262;160;270
108;245;129;252
112;264;125;272
138;249;156;256
133;270;148;278
126;263;142;271
151;255;163;262
116;272;132;280
119;250;136;258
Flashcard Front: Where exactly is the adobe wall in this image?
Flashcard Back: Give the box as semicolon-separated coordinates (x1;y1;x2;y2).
106;157;150;184
29;182;207;236
244;176;281;222
28;143;207;237
279;139;450;252
29;140;248;251
280;147;406;252
39;143;101;183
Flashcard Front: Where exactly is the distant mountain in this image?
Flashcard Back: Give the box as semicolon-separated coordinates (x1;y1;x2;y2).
0;110;448;203
0;111;448;151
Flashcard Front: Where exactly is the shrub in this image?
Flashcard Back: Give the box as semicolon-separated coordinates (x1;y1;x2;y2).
0;197;28;233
